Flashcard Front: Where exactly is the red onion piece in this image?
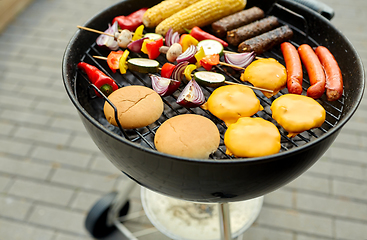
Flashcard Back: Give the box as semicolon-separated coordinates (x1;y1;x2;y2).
171;32;180;45
171;61;189;82
127;37;148;53
96;21;119;50
176;79;205;108
176;45;197;64
150;74;181;97
165;28;180;47
224;51;256;70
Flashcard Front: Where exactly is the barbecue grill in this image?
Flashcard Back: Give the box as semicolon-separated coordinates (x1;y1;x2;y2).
62;0;365;239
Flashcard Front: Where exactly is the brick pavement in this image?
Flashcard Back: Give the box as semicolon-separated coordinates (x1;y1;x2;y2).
0;0;366;239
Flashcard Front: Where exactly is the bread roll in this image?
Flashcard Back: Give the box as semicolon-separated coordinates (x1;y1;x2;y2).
154;114;220;159
103;86;164;129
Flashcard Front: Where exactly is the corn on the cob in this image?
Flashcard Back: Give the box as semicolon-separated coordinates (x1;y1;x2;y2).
143;0;202;28
155;0;247;36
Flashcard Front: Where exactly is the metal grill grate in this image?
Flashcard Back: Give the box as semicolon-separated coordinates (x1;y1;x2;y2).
73;2;344;160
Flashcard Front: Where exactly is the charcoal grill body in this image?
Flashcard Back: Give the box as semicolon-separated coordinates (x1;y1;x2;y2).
63;0;364;202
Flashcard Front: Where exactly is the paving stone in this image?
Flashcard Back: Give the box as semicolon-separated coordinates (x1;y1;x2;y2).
332;179;367;201
90;155;122;174
54;232;94;240
0;174;12;193
31;145;92;168
264;188;294;209
308;156;365;181
257;207;333;237
69;134;101;152
0;137;33;157
0;121;16;136
296;192;367;221
8;179;74;206
13;126;71;146
241;225;294;240
0;218;55;240
284;173;331;194
70;190;103;212
327;147;367;165
335;219;367;240
0;195;32;220
1;109;51;127
50;116;89;133
0;156;51;180
51;168;118;192
29;204;87;235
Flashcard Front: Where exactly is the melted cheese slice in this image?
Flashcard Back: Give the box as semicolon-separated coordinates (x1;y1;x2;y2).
271;94;326;137
224;117;281;158
241;58;287;98
204;85;263;126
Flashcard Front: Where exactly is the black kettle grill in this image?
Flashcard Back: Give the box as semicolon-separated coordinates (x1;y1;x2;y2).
62;0;364;204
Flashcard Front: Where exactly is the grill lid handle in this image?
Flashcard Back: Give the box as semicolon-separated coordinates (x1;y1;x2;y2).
290;0;335;20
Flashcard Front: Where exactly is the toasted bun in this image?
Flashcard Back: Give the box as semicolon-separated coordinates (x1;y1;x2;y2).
103;86;164;129
154;114;220;159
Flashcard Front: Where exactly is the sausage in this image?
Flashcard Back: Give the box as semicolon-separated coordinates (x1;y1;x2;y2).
238;25;293;55
227;16;279;46
211;7;265;38
298;44;326;99
315;46;343;101
280;42;303;95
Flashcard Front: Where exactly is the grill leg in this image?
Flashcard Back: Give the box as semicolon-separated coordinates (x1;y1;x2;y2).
219;202;233;240
107;178;137;227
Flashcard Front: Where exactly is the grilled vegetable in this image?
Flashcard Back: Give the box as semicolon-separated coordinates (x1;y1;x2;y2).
155;0;247;35
166;43;183;62
146;38;164;59
199;54;220;71
127;58;160;73
77;62;118;97
190;26;228;47
161;63;176;78
112;8;147;31
197;39;224;56
107;51;125;73
194;71;225;87
142;0;202;28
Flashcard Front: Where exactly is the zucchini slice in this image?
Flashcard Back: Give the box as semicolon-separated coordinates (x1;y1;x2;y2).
143;33;164;41
194;71;225;88
127;58;159;73
197;39;224;56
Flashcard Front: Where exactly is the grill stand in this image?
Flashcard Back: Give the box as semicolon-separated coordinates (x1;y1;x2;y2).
85;179;263;240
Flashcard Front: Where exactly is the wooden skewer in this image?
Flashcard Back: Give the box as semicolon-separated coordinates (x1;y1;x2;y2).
92;56;272;93
77;25;115;38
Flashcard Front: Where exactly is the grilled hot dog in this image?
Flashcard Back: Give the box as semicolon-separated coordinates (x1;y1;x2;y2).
315;46;343;101
281;42;303;95
298;44;326;99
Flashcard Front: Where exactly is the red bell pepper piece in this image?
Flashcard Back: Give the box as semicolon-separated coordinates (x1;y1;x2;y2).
77;62;119;97
112;8;147;32
200;54;220;71
107;51;125;73
190;26;228;47
146;38;163;59
161;63;176;78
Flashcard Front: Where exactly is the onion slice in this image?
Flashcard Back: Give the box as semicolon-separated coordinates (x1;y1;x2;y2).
176;45;197;64
149;74;181;97
171;61;189;82
224;51;256;70
127;37;148;53
165;28;180;47
96;21;119;50
176;79;205;108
